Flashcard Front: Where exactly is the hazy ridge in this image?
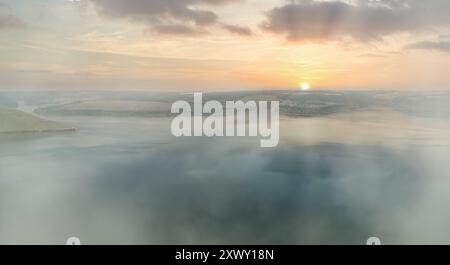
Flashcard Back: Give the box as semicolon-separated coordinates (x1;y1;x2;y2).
0;106;75;133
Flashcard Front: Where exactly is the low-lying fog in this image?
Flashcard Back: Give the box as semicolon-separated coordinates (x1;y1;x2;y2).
2;93;450;244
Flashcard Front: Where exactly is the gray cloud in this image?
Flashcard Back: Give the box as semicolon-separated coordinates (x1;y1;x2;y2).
154;24;209;36
90;0;246;36
406;41;450;53
221;23;252;36
261;0;450;42
0;15;26;30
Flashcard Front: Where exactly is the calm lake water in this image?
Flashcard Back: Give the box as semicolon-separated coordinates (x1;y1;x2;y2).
1;113;450;244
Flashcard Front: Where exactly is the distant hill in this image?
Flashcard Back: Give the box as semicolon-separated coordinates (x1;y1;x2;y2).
30;91;450;119
0;106;75;133
35;100;173;116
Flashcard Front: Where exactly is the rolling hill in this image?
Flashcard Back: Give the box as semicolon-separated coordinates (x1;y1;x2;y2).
0;106;75;133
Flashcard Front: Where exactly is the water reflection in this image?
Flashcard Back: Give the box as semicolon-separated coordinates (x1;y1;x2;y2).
1;115;450;244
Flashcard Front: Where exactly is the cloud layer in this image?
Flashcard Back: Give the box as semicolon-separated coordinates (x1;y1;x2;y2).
261;0;450;42
407;41;450;53
221;23;253;36
90;0;248;36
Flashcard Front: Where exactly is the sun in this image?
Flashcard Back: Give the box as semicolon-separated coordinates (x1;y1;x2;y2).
300;82;311;91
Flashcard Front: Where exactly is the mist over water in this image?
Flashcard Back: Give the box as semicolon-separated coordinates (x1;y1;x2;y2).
2;0;450;248
2;92;450;244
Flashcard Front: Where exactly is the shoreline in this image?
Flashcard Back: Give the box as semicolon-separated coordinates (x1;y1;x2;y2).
0;127;76;134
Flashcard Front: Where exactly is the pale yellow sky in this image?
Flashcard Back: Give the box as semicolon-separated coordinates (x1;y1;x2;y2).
0;0;450;91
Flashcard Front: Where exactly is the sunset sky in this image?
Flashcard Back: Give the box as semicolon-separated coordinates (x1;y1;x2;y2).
1;0;450;91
